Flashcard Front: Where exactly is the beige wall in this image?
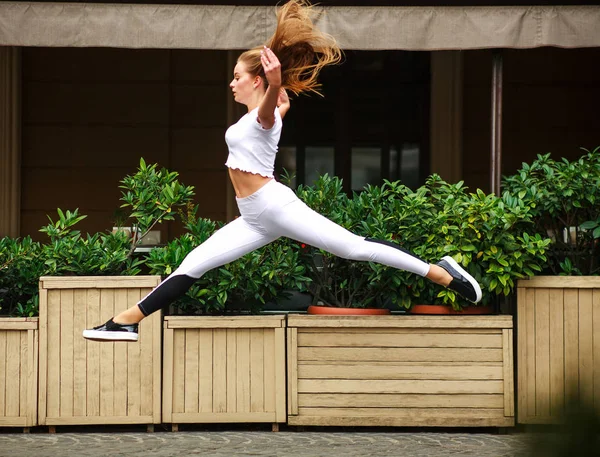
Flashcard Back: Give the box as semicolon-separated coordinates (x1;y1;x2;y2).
21;48;230;241
462;47;600;193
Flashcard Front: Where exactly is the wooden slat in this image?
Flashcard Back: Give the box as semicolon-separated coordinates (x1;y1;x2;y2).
199;330;213;413
287;315;513;329
162;327;174;423
139;298;154;418
297;332;502;348
250;329;264;413
112;289;128;417
563;289;580;401
298;379;504;394
594;290;600;412
517;286;527;421
72;289;87;417
126;290;141;417
99;290;114;418
503;329;514;417
27;328;39;426
298;347;503;362
298;393;505;408
45;415;155;425
184;330;199;414
19;332;28;420
297;407;506;418
165;315;285;329
578;289;594;404
5;331;20;417
549;288;565;418
0;417;27;426
273;327;286;423
0;321;38;330
226;329;237;413
47;290;61;419
172;329;185;414
525;287;536;417
170;412;276;423
151;303;162;424
287;328;298;416
212;329;227;413
39;276;161;289
0;331;6;417
519;277;600;289
38;287;48;425
236;329;250;413
298;364;503;380
298;327;500;334
263;328;275;413
289;414;514;427
534;288;550;417
298;360;502;366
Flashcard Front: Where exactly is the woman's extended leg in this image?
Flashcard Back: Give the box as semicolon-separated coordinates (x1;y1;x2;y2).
82;217;277;341
259;193;482;303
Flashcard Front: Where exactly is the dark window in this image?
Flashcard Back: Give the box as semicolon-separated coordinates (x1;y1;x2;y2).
276;50;430;191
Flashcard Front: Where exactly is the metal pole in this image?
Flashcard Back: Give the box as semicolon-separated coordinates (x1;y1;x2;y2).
490;50;503;194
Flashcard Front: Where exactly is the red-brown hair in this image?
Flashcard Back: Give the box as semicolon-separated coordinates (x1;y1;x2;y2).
237;0;342;96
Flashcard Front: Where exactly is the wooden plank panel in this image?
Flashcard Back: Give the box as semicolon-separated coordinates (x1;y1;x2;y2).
45;415;155;426
534;288;551;417
150;302;162;423
578;289;594;404
273;327;286;423
298;332;502;348
226;329;237;413
5;331;21;417
297;328;500;334
47;290;61;419
236;329;250;413
549;288;565;418
519;277;600;289
171;412;276;423
299;393;505;408
162;327;174;423
525;287;536;417
250;329;264;413
503;329;515;417
99;290;114;417
212;329;227;413
38;288;48;425
517;286;527;421
263;328;276;413
297;407;506;418
298;364;503;380
27;329;39;425
184;329;199;414
40;276;161;289
298;379;504;394
72;289;87;416
172;329;185;414
198;329;213;413
0;332;6;416
287;328;298;416
298;347;503;362
112;289;128;417
85;289;100;417
0;322;38;330
165;316;285;329
594;290;600;412
20;332;28;419
288;315;513;329
564;289;580;401
139;301;154;418
288;415;514;427
126;290;141;417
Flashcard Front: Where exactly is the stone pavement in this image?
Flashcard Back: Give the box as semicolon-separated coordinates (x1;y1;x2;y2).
0;426;537;457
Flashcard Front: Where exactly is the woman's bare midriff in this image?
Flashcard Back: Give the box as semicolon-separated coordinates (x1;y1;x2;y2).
228;168;273;198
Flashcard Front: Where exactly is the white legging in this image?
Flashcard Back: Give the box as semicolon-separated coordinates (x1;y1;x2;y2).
137;179;430;316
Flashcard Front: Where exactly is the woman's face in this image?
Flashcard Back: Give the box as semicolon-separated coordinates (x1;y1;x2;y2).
230;61;257;105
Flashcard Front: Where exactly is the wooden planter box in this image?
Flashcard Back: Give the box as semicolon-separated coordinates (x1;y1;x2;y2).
38;276;162;427
517;276;600;424
0;318;38;428
287;315;515;427
163;316;286;429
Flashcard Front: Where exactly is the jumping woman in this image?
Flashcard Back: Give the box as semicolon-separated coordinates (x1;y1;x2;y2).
84;0;481;342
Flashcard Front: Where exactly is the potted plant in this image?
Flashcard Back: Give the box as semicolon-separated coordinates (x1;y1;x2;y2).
285;173;546;428
502;146;600;424
145;202;308;430
37;158;194;431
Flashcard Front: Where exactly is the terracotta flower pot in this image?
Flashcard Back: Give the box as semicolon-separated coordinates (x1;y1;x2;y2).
410;304;494;315
307;305;391;315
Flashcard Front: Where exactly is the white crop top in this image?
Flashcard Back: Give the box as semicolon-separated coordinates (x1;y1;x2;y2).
224;107;282;178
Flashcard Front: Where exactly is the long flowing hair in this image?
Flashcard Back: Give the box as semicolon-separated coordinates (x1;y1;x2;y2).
238;0;342;96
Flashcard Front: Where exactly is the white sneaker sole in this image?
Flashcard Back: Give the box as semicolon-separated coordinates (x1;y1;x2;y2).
82;330;138;342
441;256;483;304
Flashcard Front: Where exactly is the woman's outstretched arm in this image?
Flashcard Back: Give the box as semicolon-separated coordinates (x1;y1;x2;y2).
257;46;282;129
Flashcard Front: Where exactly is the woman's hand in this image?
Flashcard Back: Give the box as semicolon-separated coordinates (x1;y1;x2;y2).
261;46;282;88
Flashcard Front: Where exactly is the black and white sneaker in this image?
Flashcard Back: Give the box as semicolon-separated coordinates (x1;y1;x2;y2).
82;318;139;342
436;256;482;304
